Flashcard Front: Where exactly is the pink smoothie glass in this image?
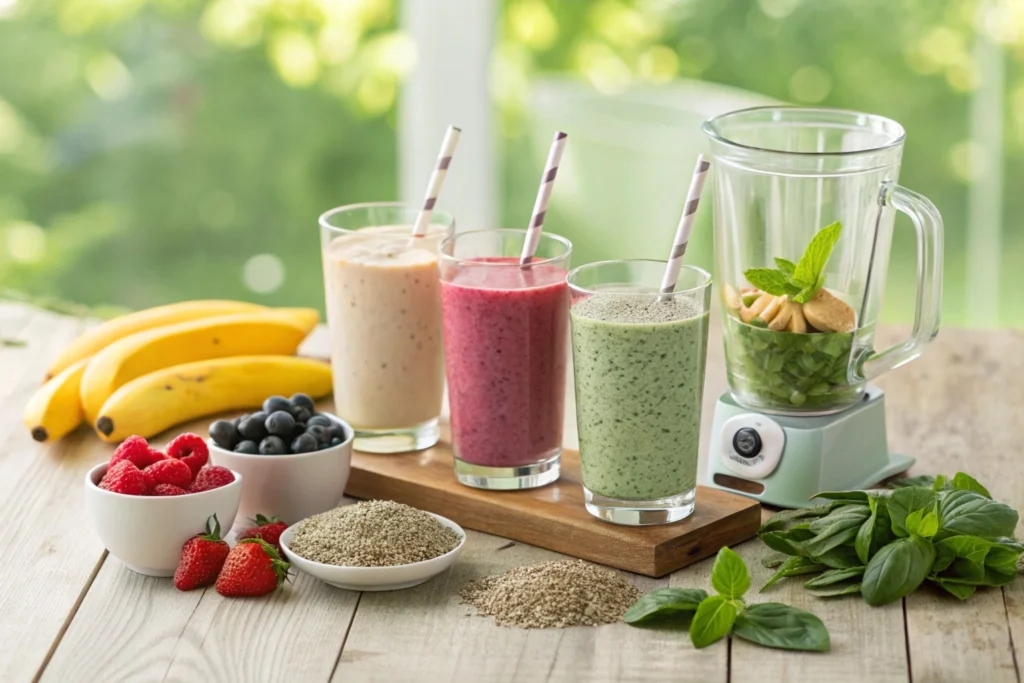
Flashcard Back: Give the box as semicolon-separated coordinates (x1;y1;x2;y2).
439;229;572;490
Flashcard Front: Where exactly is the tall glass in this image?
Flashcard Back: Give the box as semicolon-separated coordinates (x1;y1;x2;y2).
319;202;455;453
703;107;943;415
568;260;711;525
439;229;572;490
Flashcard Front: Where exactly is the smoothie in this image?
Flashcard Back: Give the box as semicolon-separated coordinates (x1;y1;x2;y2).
440;258;569;468
323;224;448;432
570;294;710;501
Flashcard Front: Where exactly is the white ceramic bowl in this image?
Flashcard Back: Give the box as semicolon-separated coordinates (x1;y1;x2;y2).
207;414;353;526
84;463;242;577
279;512;466;591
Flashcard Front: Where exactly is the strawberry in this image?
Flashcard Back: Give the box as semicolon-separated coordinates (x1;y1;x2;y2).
174;515;230;591
167;433;209;479
152;483;189;496
143;458;193;491
190;465;234;493
238;514;288;553
98;460;147;496
215;539;290;597
109;435;165;470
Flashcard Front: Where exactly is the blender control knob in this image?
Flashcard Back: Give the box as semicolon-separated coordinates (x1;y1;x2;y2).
719;414;785;479
732;428;762;458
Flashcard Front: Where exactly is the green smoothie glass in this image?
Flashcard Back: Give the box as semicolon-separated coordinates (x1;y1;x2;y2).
568;260;712;525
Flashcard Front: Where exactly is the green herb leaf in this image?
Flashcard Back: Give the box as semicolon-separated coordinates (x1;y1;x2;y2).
889;475;937;489
711;547;750;600
814;545;864;569
804;567;865;588
759;501;857;534
762;556;827;592
888;487;937;537
950;472;992;499
744;268;797;297
929;578;977;600
855;495;895;564
798;507;871;558
774;257;797;276
861;535;936;606
623;588;709;626
806;582;862;598
904;508;939;539
761;553;789;569
759;527;815;556
732;603;830;652
936;490;1018;540
689;596;739;649
792;220;842;295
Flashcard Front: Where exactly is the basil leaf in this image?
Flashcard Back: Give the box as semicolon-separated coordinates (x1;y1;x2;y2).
803;567;864;588
951;472;992;499
806;582;862;598
937;490;1018;539
929;578;977;600
774;257;797;276
689;596;738;649
904;508;939;539
861;536;936;606
623;588;709;626
761;553;789;569
855;495;895;563
761;556;826;592
733;603;830;652
744;268;796;297
813;545;863;569
759;501;853;534
711;547;750;599
889;475;937;489
760;527;814;556
799;507;870;557
888;487;937;537
792;220;842;294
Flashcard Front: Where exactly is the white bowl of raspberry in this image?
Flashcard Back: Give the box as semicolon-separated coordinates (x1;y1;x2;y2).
83;434;243;577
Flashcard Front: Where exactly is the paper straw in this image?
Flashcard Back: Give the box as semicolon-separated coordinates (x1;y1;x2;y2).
659;155;710;295
411;125;461;238
520;131;568;264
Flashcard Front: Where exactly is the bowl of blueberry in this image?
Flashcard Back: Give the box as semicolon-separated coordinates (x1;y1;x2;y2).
206;393;353;525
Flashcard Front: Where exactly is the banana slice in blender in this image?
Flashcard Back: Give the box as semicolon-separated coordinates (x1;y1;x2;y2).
741;293;772;323
786;301;808;333
802;288;855;333
768;301;794;331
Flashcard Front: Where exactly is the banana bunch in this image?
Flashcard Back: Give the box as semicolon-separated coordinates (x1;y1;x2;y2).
23;300;332;443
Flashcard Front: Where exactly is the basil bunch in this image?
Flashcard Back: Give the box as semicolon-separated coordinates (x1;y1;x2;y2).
624;547;830;652
759;472;1023;605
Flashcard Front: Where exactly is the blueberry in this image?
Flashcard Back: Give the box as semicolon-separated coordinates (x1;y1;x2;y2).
234;440;259;454
233;414;248;428
263;395;291;414
330;436;343;447
289;405;312;423
238;415;268;441
290;433;318;453
209;420;239;449
259;436;287;455
306;424;331;446
265;410;296;437
290;393;315;411
306;415;332;429
292;422;306;436
330;423;347;441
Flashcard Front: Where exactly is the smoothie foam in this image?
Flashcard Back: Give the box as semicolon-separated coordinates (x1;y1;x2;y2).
570;293;709;501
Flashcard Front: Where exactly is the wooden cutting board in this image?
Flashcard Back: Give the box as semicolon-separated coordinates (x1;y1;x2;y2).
345;443;761;577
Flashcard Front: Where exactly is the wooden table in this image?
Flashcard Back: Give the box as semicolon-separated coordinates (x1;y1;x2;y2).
2;300;1023;683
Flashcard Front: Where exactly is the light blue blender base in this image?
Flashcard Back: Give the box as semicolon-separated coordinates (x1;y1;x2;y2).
704;385;913;509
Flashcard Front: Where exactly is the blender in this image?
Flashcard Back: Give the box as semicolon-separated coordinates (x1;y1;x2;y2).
701;107;944;509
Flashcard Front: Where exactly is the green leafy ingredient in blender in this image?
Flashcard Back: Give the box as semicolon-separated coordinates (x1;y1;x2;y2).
757;471;1024;606
744;221;842;304
625;547;830;652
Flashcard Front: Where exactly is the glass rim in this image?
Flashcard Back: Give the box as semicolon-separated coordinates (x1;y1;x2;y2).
566;258;712;297
702;105;907;158
318;200;455;234
438;228;573;268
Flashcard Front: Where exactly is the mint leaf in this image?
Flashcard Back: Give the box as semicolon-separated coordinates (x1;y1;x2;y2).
689;595;738;648
623;588;708;626
774;257;797;276
792;221;842;299
711;547;750;599
744;268;795;297
733;603;830;652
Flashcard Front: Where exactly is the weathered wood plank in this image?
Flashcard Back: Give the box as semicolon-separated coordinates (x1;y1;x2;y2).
334;530;727;683
881;328;1024;683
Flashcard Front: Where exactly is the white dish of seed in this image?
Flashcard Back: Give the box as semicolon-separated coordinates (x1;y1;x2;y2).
280;500;466;591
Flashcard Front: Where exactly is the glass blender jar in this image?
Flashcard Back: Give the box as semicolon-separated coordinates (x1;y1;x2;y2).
702;107;943;507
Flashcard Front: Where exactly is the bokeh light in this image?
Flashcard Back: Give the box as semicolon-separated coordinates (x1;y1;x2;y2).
788;66;831;103
84;52;132;101
243;254;285;294
5;221;46;264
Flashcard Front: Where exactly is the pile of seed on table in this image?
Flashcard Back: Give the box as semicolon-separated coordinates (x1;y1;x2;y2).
288;500;461;567
460;560;641;629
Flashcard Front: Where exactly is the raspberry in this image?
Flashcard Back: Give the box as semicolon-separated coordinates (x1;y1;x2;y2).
190;465;235;493
143;458;193;491
167;433;209;479
152;483;189;496
110;435;164;470
98;460;147;496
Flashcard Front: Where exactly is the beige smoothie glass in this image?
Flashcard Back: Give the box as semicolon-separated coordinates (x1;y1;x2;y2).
319;202;454;453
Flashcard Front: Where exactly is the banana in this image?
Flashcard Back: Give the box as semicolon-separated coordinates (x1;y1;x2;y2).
23;358;90;442
94;355;333;442
275;307;320;335
46;300;265;379
79;310;318;423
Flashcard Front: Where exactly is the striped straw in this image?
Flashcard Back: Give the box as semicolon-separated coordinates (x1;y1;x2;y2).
411;125;461;238
520;131;568;264
658;154;710;296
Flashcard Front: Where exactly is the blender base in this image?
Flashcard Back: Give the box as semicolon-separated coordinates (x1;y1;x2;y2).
703;385;913;509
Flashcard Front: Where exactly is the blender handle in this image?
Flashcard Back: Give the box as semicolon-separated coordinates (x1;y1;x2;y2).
853;182;944;382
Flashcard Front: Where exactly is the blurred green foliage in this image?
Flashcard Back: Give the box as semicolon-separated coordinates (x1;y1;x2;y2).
0;0;1021;326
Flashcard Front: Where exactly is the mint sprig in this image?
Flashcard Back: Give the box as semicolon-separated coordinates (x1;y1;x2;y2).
744;221;843;304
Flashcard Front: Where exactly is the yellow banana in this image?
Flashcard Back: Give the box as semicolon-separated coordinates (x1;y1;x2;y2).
46;300;265;379
23;358;90;442
275;307;320;335
79;310;318;423
94;355;333;442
